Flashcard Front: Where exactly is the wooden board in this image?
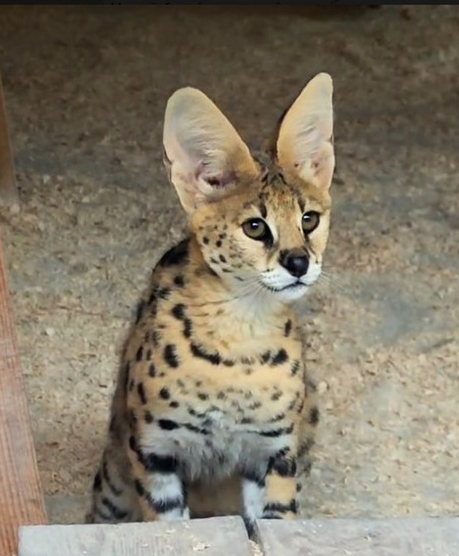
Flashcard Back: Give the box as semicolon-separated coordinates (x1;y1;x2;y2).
255;517;459;555
18;517;253;556
0;69;19;207
0;228;46;556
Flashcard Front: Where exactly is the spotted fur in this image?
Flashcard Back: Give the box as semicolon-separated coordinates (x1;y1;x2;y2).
87;73;335;535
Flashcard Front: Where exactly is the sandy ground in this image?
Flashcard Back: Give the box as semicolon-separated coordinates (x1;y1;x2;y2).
0;5;458;524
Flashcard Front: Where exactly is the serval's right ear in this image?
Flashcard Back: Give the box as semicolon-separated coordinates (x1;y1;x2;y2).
163;87;258;214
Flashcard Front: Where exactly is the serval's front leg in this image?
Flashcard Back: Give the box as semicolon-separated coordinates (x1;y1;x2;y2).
262;447;298;520
127;431;189;521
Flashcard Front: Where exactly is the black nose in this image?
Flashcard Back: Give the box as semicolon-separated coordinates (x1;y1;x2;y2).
280;250;309;277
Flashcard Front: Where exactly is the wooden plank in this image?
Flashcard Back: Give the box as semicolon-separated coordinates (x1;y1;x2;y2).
0;68;19;207
0;229;46;556
19;516;253;556
255;518;459;555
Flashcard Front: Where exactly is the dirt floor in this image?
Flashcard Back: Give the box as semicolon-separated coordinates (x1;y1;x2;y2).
0;5;458;524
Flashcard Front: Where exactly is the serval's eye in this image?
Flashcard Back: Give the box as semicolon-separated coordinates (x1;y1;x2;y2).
301;211;320;235
242;218;271;242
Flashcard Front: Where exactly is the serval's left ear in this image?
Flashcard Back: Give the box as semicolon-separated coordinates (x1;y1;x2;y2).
276;73;334;190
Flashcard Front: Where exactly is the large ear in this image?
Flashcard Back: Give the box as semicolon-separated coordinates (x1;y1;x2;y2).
276;73;334;190
163;87;258;213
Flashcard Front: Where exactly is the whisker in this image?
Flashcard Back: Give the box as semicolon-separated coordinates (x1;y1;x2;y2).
319;271;349;296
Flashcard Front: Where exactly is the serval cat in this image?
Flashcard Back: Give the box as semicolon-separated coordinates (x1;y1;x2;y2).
87;73;335;535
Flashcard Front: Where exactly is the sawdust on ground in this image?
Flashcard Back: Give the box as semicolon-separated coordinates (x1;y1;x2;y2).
0;5;458;523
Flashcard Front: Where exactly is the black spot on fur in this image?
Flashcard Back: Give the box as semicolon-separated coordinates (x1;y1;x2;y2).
291;360;301;376
171;303;192;338
263;500;297;516
270;412;286;423
259;202;268;218
128;379;135;392
241;356;254;365
308;406;320;425
284;319;292;337
259;423;294;437
159;387;170;400
146;349;152;360
158;419;179;431
174;274;185;287
136;346;143;362
219;254;227;263
198;392;209;401
184;422;209;435
123;361;131;392
269;456;297;477
134;479;145;496
169;400;179;408
145;411;154;424
128;435;138;453
190;342;221;365
159;238;190;267
164;344;179;368
172;304;185;320
271;391;282;401
137;382;147;404
148;363;156;377
260;351;271;364
143;453;178;473
151;330;161;346
157;287;170;300
150;496;183;514
135;301;145;324
271;349;288;365
183;318;192;338
101;496;128;520
243;469;266;488
217;391;226;400
203;236;209;245
216;240;222;248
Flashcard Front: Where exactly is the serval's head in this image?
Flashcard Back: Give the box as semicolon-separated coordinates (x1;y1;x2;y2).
163;73;335;304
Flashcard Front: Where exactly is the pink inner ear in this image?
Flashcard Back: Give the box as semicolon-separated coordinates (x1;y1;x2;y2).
193;161;227;189
197;163;236;190
205;176;224;188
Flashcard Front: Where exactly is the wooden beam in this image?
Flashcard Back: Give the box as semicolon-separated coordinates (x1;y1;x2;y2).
255;517;459;555
0;228;46;556
18;517;253;556
0;68;19;207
